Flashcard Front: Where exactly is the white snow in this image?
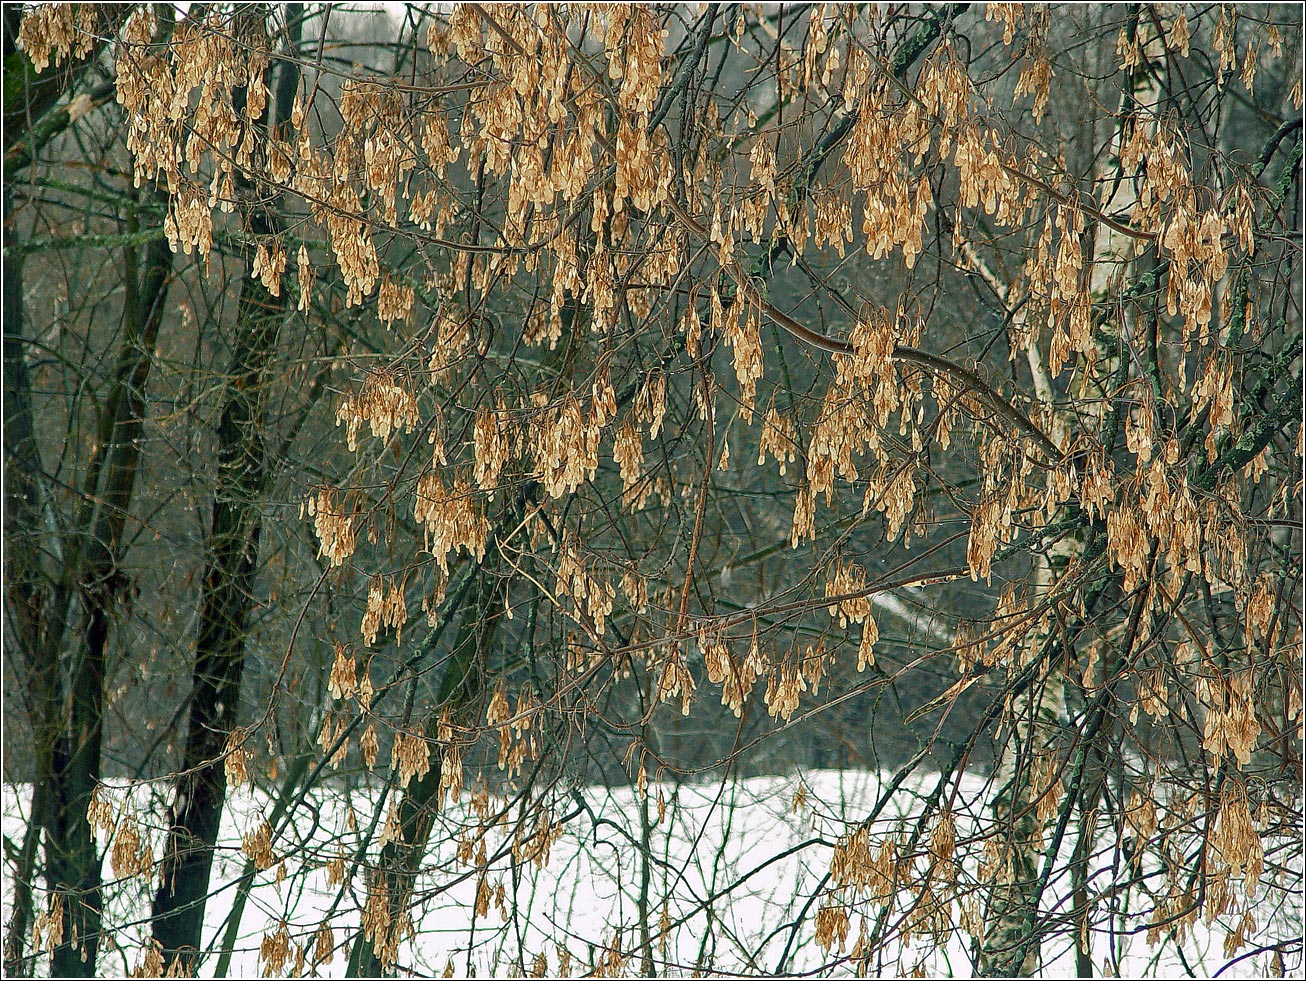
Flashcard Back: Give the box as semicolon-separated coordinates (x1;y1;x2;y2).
3;768;1300;978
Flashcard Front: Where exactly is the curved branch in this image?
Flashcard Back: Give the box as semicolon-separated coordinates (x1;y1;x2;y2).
1193;372;1302;492
3;7;127;154
663;195;1064;462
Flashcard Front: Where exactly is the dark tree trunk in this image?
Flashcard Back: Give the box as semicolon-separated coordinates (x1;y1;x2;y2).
4;7;173;970
348;576;500;978
2;181;54;980
48;201;175;978
149;172;282;975
3;11;59;970
150;8;301;970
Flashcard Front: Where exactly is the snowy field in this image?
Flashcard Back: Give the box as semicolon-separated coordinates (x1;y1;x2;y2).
4;769;1300;977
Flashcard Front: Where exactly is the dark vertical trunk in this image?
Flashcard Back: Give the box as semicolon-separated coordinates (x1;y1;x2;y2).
150;8;301;970
44;653;105;976
4;17;176;962
347;576;498;978
149;435;268;968
48;201;174;978
3;10;56;971
2;180;54;979
148;182;280;975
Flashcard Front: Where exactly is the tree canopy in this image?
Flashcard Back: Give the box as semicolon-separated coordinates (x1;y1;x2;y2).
3;3;1302;978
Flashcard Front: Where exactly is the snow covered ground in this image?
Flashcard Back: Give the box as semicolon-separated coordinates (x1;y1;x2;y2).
4;769;1300;977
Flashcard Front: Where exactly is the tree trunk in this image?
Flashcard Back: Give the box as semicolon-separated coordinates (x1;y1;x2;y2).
976;12;1157;973
150;7;301;971
149;198;281;972
2;179;54;979
4;9;174;963
49;198;175;978
347;573;502;977
3;10;66;971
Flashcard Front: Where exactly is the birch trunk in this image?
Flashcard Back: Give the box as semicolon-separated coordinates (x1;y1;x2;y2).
974;11;1159;973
